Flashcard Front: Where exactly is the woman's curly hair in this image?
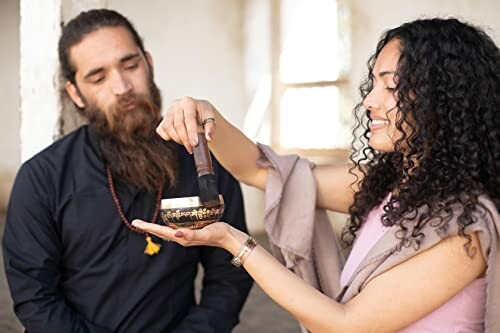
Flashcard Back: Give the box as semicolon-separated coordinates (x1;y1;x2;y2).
343;18;500;252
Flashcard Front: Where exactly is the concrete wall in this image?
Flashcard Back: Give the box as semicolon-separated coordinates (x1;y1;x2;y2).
0;0;20;212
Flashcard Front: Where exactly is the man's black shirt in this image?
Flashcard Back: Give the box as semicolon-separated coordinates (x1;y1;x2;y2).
2;126;252;333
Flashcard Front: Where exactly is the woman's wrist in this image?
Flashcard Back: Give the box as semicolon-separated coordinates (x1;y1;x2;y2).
223;225;249;255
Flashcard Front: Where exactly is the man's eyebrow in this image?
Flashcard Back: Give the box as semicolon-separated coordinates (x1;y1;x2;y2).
120;53;140;63
84;67;104;80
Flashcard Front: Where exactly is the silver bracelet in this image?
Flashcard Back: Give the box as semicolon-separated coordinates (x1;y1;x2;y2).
231;236;257;267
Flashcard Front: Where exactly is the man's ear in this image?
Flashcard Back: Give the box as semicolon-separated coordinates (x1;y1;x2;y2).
145;51;154;76
65;81;85;108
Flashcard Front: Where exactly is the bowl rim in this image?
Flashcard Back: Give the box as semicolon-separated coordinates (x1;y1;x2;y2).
161;194;224;209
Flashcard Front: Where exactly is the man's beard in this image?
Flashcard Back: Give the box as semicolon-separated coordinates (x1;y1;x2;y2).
83;79;177;192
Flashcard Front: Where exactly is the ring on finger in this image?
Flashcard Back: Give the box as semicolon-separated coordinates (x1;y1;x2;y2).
202;117;216;128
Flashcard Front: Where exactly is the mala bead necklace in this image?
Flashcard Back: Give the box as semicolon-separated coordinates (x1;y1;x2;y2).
106;165;163;255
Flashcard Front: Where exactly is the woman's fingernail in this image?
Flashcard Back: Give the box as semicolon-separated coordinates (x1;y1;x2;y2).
131;220;141;227
175;231;184;238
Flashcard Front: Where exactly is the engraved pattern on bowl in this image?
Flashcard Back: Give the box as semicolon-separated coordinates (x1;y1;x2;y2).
160;195;224;229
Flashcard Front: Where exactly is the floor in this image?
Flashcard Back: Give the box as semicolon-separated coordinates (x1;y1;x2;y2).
0;215;300;333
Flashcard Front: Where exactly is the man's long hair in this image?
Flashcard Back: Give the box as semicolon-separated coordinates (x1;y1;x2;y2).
59;9;178;191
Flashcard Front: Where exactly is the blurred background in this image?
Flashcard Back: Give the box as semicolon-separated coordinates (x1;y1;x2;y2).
1;0;499;332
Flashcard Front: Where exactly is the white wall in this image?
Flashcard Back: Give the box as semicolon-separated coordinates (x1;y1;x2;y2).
349;0;500;101
108;0;246;126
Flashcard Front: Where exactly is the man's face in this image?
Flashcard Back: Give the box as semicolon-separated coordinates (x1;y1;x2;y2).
65;26;155;127
63;25;175;191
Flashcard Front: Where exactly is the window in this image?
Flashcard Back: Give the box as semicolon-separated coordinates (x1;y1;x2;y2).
271;0;352;158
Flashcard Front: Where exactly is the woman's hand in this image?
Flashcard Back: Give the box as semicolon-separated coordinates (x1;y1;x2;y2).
131;220;248;254
156;97;219;155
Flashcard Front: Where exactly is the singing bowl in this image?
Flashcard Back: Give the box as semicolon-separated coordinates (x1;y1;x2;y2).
159;195;224;229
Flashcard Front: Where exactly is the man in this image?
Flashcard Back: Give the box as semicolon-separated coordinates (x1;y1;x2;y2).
2;9;252;333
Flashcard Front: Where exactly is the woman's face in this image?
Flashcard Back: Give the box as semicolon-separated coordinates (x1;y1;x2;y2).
363;39;406;152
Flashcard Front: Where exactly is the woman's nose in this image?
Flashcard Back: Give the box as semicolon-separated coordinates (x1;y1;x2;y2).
363;89;381;111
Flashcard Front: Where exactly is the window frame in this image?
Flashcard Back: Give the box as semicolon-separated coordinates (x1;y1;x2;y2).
269;0;351;162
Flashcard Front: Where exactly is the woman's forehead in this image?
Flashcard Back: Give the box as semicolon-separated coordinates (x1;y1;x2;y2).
373;39;401;75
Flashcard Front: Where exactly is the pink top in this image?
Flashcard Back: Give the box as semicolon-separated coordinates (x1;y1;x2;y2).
340;195;486;332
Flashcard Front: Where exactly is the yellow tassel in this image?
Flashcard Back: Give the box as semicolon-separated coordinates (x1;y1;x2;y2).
144;236;162;255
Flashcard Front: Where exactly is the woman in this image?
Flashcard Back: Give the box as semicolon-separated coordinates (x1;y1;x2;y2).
133;18;499;332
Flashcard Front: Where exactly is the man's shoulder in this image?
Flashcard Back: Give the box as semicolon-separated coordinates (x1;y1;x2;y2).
19;126;89;184
24;126;88;166
12;126;93;207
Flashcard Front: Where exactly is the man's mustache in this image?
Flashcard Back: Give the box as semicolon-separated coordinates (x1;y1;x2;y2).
115;93;138;110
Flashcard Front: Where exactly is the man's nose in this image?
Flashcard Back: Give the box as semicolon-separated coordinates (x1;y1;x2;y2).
110;71;132;96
